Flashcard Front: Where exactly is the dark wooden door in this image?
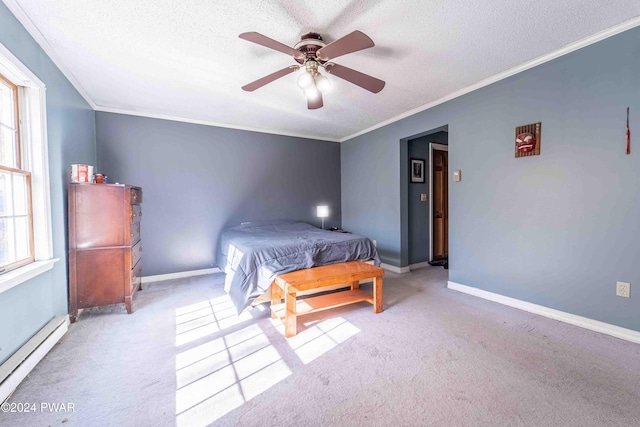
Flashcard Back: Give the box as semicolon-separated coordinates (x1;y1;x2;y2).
432;150;448;260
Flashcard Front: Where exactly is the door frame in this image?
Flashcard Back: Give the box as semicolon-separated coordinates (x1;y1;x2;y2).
429;143;449;261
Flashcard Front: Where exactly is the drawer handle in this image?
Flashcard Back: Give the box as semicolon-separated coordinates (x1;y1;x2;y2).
130;233;134;237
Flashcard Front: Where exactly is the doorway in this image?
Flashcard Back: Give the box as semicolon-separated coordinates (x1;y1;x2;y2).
403;126;448;268
429;143;448;261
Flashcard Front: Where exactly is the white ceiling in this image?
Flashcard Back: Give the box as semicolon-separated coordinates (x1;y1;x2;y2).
4;1;640;141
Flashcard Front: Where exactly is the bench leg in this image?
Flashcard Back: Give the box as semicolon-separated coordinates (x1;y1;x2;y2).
285;290;297;337
373;276;383;313
350;280;359;290
270;283;283;319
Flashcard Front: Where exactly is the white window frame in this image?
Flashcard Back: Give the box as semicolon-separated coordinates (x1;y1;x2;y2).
0;42;57;294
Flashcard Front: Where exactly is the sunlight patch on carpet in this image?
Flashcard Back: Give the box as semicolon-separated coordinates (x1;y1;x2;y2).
175;306;291;426
275;316;360;364
175;295;253;346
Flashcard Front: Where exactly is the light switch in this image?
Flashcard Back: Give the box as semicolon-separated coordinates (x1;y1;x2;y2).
453;170;461;182
420;193;427;201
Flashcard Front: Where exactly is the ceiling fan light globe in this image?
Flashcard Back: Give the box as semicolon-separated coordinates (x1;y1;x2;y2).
315;74;331;93
297;71;314;89
306;88;321;101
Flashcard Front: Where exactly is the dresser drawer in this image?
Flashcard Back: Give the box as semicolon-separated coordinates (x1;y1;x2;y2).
128;222;141;245
131;240;142;266
130;205;142;224
130;187;143;205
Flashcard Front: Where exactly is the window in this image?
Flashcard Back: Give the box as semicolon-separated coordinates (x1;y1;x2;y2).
0;73;33;273
0;41;55;293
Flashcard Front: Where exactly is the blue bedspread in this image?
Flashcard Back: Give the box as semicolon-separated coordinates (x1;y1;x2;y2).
217;220;381;313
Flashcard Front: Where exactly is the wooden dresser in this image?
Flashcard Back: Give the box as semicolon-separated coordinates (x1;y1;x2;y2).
68;183;143;322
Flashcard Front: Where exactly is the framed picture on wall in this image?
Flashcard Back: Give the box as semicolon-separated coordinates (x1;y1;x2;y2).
410;158;425;183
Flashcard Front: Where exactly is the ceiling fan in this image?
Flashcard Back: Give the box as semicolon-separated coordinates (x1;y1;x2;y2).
239;30;385;109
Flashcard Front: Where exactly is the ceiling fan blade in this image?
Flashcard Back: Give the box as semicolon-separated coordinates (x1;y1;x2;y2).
316;30;374;61
242;66;299;92
307;92;323;109
324;63;385;93
239;32;305;60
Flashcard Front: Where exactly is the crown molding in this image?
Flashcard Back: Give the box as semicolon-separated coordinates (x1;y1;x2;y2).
94;105;340;142
5;0;640;143
2;0;97;108
340;16;640;142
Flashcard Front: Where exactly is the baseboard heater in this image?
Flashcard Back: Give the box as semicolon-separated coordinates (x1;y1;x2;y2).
0;315;68;403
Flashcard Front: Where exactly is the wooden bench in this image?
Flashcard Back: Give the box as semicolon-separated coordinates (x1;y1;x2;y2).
270;261;384;337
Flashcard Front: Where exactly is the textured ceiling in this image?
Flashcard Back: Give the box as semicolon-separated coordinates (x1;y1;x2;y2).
4;0;640;141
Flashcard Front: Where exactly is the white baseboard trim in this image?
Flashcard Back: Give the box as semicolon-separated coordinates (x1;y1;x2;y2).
410;262;431;270
1;315;69;403
381;263;410;274
380;261;437;273
447;281;640;344
142;267;222;283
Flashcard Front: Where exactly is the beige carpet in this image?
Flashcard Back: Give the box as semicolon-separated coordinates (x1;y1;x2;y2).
2;267;640;427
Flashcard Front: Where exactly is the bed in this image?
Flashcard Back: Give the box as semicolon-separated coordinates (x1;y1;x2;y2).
217;220;381;313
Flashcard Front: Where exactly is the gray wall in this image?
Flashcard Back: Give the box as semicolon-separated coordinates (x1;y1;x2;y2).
0;3;96;363
96;112;341;276
342;27;640;332
342;125;402;266
408;131;448;264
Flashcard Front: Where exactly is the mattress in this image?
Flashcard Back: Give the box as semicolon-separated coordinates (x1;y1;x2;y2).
217;220;381;312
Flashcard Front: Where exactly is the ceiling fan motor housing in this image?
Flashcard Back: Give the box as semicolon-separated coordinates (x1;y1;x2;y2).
294;32;327;64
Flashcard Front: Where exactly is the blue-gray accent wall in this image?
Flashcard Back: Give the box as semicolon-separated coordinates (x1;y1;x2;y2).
0;3;96;363
95;112;341;276
342;27;640;332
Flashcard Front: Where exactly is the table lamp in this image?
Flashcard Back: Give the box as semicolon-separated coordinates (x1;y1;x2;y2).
316;205;329;229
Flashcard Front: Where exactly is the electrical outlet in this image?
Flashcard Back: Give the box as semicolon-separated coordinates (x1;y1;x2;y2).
616;281;631;298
